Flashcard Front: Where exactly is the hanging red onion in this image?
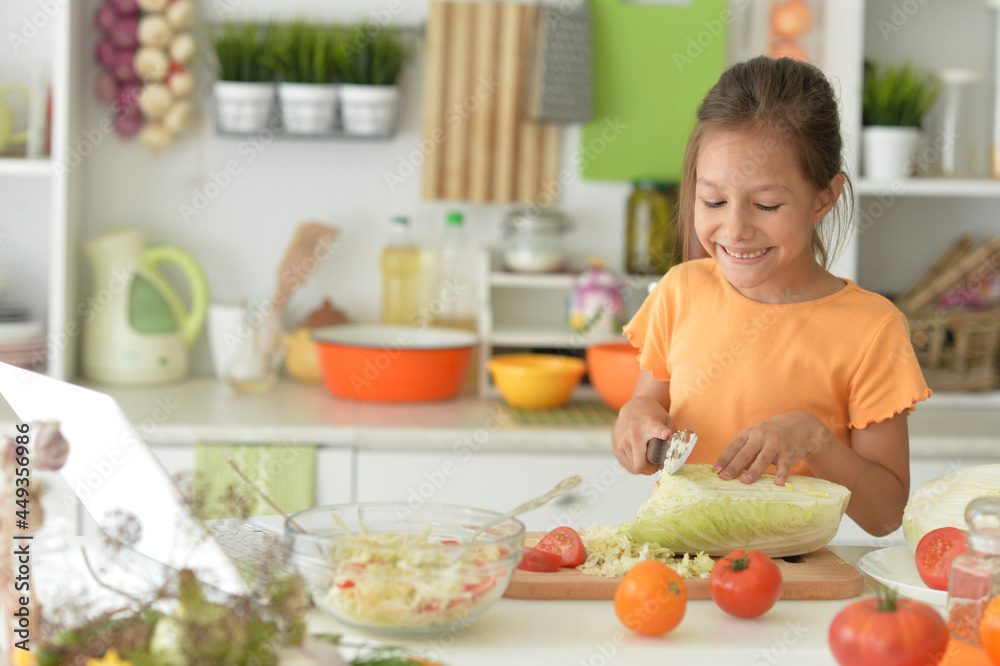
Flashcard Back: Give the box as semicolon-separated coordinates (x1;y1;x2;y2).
95;5;118;33
109;0;140;17
113;107;143;137
115;84;142;111
95;72;119;104
111;49;138;83
95;39;117;68
109;16;138;50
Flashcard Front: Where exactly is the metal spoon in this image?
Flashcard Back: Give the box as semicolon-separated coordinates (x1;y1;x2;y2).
466;475;582;543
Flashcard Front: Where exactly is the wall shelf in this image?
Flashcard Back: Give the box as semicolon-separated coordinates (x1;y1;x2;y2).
0;158;52;177
857;177;1000;198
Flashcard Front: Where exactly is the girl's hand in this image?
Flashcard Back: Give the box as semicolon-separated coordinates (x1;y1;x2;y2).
613;395;678;475
714;411;833;485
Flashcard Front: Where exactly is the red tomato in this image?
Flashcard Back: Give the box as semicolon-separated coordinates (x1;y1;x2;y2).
828;594;949;666
709;549;783;618
614;560;687;636
535;526;587;567
915;527;968;591
517;546;562;572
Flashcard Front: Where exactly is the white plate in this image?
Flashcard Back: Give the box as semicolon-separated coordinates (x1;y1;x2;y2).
857;545;947;606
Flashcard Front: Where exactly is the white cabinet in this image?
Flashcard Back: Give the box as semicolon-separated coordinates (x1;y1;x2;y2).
0;0;83;380
355;450;656;533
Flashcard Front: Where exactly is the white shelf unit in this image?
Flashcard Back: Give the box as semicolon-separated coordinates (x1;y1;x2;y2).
857;177;1000;198
476;250;657;400
853;0;1000;405
0;0;83;381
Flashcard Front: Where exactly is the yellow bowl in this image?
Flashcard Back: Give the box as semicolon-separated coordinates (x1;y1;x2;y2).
487;354;586;409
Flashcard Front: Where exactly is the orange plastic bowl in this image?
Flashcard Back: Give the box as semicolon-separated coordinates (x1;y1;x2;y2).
312;325;477;402
586;341;640;411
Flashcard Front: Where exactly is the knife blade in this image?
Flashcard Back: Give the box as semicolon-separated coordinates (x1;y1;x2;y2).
645;429;698;474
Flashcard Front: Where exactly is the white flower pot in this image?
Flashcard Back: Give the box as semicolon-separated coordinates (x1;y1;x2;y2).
277;82;338;135
338;84;399;137
862;126;922;180
213;81;275;134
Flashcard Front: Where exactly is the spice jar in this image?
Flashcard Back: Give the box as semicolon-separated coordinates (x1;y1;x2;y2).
946;496;1000;647
502;209;571;272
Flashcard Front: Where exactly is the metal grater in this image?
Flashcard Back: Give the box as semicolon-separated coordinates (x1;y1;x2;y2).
526;2;593;124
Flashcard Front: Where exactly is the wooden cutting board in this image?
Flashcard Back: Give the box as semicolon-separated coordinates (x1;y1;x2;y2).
503;533;863;601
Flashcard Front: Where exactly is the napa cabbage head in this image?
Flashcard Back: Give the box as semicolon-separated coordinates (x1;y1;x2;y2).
626;464;851;558
902;464;1000;554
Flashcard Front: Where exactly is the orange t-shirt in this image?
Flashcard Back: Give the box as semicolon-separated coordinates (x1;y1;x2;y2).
623;259;931;477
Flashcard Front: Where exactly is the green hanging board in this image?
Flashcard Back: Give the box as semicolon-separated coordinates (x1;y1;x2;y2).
581;0;729;182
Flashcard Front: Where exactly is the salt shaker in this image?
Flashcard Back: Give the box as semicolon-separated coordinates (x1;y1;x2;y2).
946;496;1000;647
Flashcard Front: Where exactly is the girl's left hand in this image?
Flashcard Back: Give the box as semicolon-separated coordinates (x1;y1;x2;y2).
713;411;833;485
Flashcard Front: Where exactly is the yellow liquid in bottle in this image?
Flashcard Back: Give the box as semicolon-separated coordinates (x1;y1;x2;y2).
381;245;424;325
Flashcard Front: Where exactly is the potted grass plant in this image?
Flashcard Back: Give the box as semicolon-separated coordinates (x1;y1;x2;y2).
268;21;341;135
336;23;414;137
862;60;940;180
210;22;278;134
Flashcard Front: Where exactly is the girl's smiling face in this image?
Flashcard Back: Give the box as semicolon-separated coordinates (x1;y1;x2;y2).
694;129;841;303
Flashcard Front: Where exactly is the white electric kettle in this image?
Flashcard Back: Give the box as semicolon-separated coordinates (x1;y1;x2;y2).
82;228;208;385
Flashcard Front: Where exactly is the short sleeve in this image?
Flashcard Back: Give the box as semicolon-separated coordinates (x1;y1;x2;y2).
848;310;932;429
622;274;673;382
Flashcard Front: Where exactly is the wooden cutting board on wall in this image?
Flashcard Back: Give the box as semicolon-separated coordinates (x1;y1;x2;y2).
503;533;863;601
421;1;563;203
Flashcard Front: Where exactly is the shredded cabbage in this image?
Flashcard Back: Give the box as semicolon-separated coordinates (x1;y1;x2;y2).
314;526;512;630
577;522;713;579
902;464;1000;553
626;464;851;557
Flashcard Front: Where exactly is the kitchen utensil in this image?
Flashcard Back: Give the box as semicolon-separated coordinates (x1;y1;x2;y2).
0;83;32;155
272;221;339;311
312;324;477;402
284;502;524;634
646;429;698;473
525;3;592;123
585;340;640;411
505;536;861;601
487;353;586;409
82;227;208;385
467;475;581;543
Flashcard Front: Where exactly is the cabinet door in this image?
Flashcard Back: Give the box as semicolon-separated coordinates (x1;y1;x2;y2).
355;450;656;532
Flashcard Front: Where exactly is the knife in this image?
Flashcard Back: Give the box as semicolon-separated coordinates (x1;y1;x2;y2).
646;429;698;474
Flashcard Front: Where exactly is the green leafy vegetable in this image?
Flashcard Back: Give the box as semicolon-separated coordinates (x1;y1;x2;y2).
626;464;851;557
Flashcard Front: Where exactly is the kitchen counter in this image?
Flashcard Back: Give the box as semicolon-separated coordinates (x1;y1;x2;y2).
304;545;965;666
28;378;1000;458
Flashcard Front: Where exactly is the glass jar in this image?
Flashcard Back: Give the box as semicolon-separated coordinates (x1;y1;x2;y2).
501;209;571;273
626;181;681;275
946;496;1000;647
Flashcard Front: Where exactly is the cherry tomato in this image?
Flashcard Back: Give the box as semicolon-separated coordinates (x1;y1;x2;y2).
709;549;783;618
535;526;587;567
915;527;967;591
614;560;687;636
982;595;1000;666
517;546;562;572
828;594;948;666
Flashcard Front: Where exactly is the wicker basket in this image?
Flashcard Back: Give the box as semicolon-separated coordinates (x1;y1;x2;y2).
907;308;1000;391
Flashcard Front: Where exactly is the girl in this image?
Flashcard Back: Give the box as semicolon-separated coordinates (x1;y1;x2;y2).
612;56;930;537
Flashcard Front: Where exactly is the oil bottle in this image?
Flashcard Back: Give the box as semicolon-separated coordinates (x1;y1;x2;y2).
380;216;424;325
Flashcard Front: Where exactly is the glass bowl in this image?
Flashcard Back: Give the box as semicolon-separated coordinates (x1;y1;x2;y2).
284;502;524;635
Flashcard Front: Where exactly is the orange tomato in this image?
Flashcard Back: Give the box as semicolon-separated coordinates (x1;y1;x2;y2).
614;560;687;636
983;596;1000;665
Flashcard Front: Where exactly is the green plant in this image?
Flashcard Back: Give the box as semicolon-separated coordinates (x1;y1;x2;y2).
337;23;413;86
266;21;340;84
211;22;277;83
862;60;940;127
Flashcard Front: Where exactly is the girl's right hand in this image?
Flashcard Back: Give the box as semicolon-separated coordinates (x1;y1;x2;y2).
612;395;678;475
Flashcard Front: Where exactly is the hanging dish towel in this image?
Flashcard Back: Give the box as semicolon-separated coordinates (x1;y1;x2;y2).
193;443;316;520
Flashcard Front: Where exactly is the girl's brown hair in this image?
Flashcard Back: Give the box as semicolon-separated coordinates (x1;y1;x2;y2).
679;56;854;268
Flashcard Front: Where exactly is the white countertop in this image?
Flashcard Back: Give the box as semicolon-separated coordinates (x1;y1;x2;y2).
2;377;999;458
307;545;889;666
